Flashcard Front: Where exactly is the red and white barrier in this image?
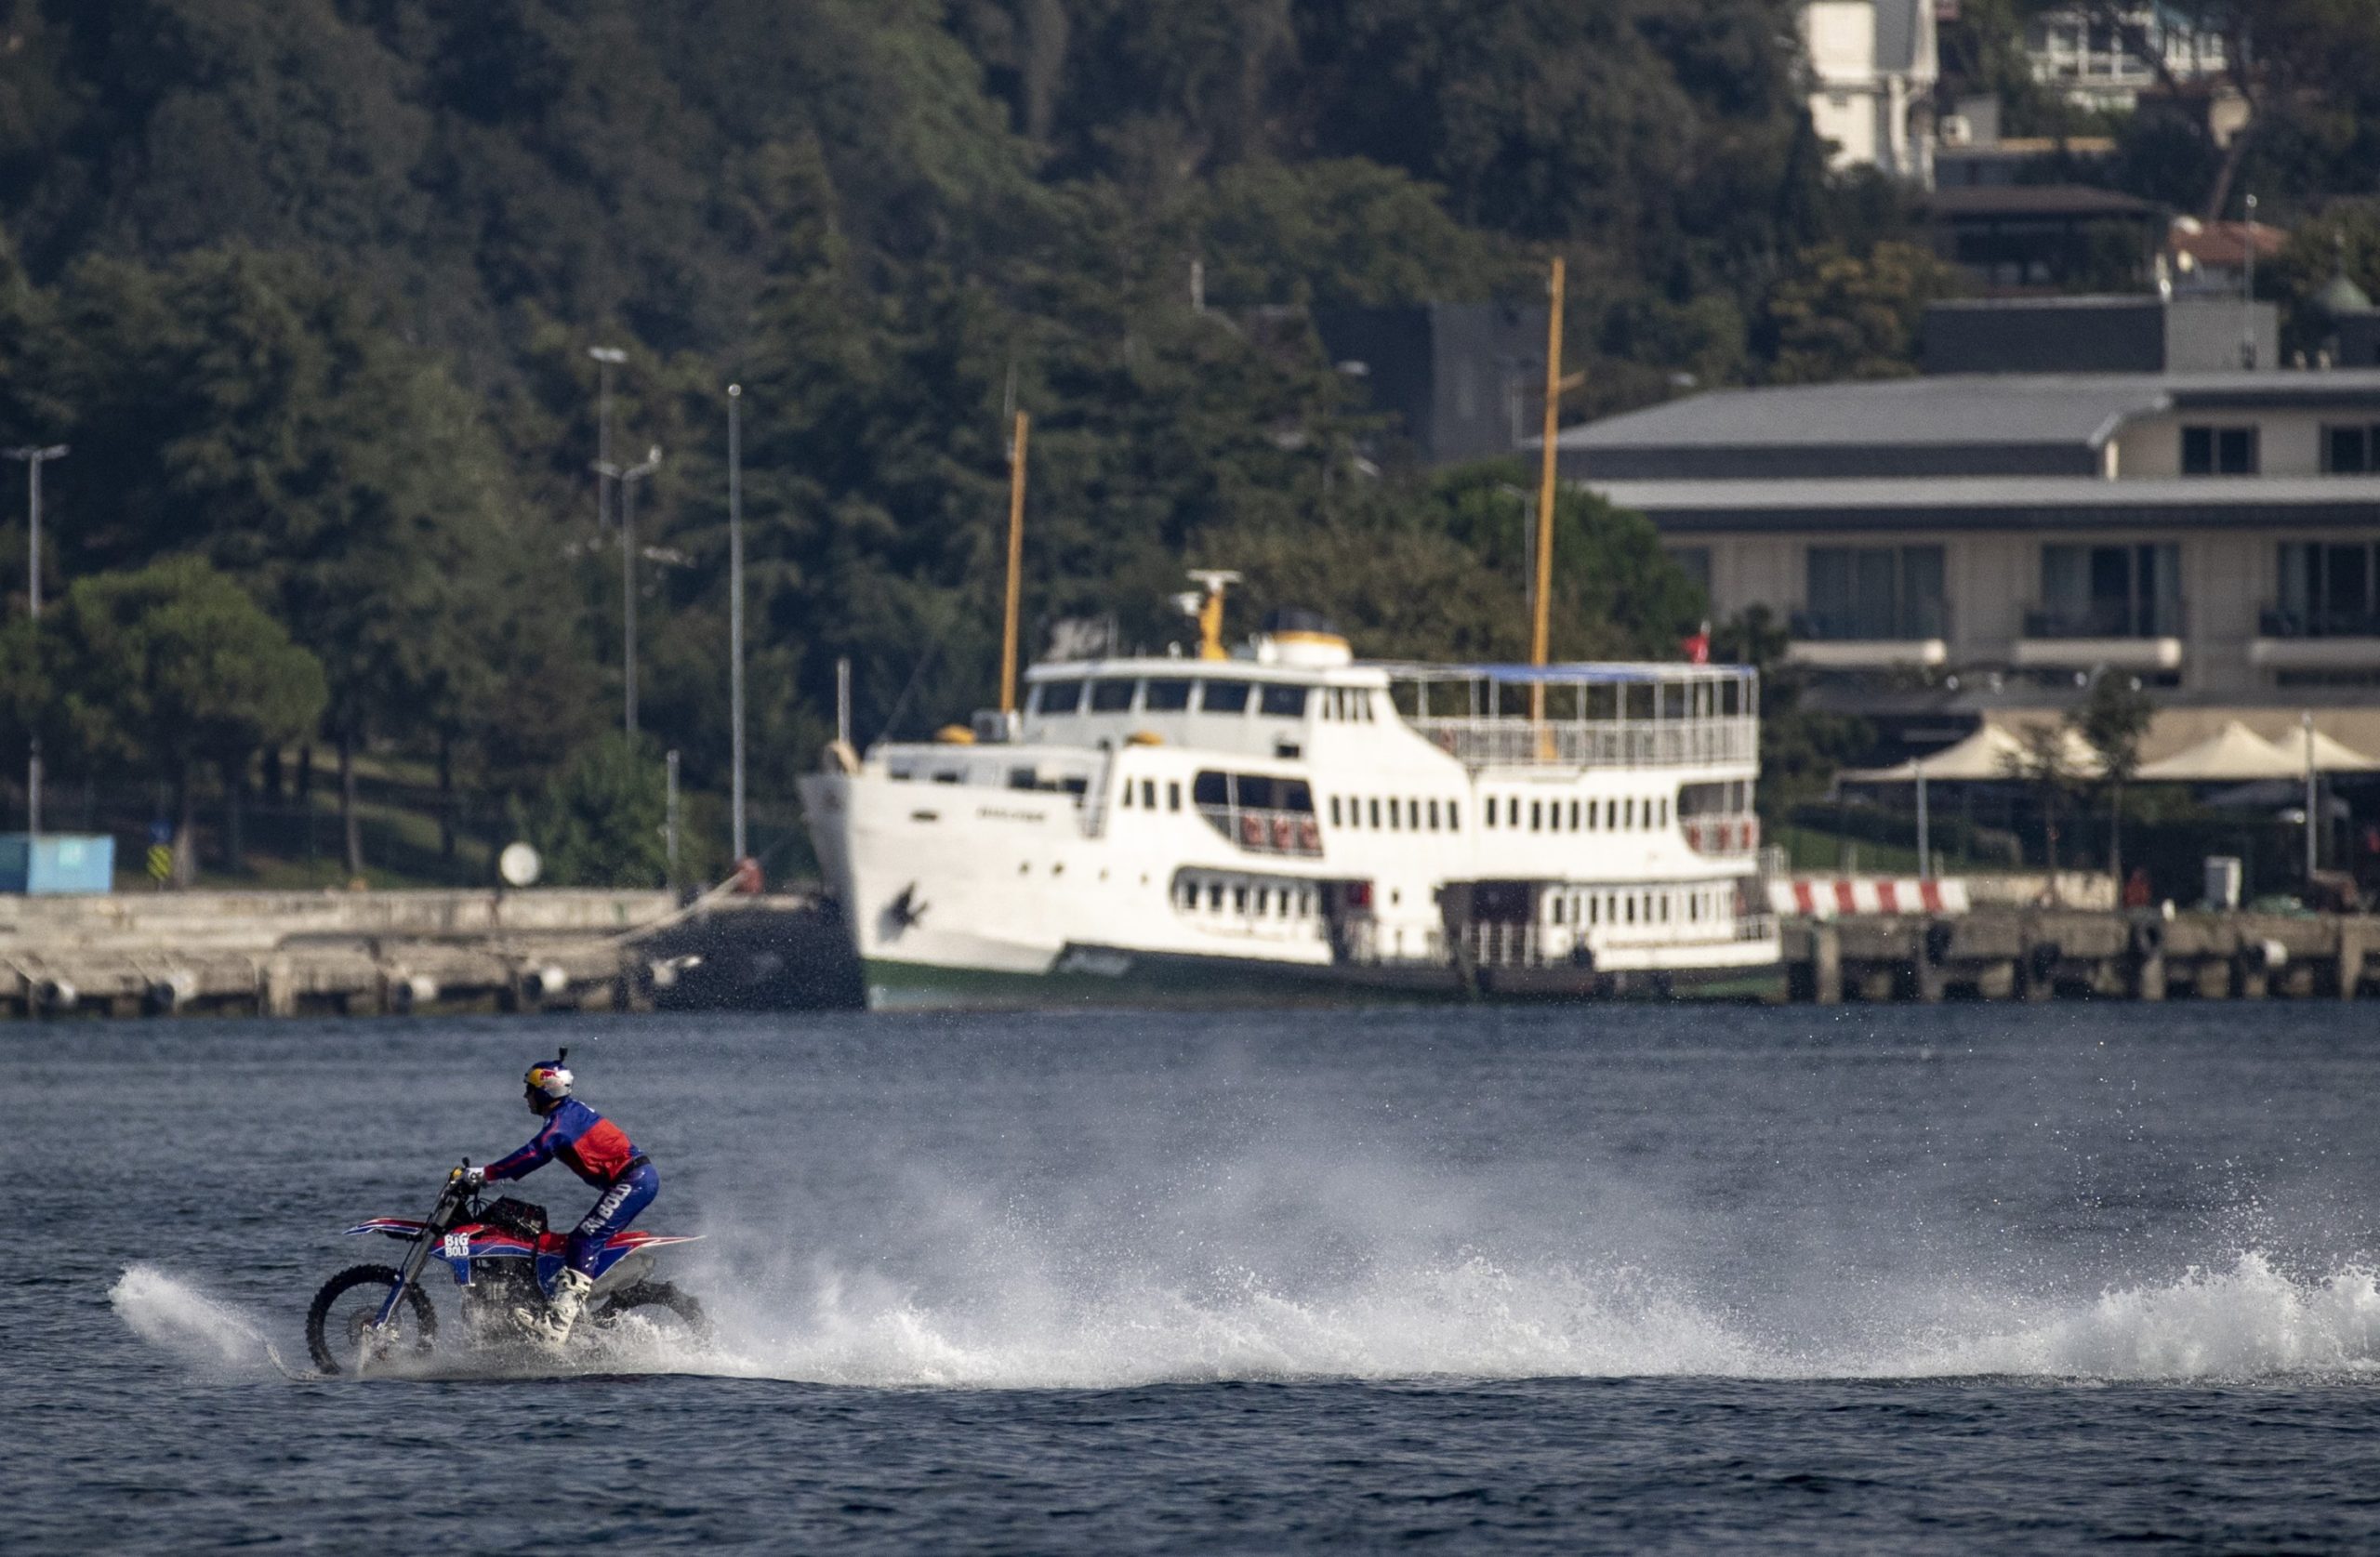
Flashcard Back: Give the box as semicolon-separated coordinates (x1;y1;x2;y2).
1768;877;1970;920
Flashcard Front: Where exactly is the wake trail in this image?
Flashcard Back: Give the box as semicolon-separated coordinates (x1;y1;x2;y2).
112;1251;2380;1391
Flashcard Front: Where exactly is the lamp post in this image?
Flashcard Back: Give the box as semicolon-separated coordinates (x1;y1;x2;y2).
588;346;626;532
6;443;66;837
727;384;747;864
591;446;662;738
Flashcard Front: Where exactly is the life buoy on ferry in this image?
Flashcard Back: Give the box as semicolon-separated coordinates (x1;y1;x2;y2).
1294;817;1320;853
1270;814;1293;851
1239;812;1265;848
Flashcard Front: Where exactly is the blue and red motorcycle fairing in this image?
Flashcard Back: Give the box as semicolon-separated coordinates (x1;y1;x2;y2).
305;1167;704;1374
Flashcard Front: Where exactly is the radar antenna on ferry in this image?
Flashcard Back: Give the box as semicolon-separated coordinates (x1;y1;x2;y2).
1181;570;1242;660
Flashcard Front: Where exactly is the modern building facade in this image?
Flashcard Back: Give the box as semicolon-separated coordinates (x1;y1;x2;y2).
1313;304;1553;467
1802;1;1938;183
2025;4;2228;114
1556;304;2380;742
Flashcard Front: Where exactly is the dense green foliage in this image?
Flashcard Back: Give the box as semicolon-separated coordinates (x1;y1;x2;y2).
521;732;669;889
0;0;2366;877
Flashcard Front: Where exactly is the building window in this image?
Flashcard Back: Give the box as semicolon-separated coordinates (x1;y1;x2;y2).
1802;546;1946;640
2181;425;2258;476
2274;542;2378;638
2035;544;2182;638
2324;425;2380;474
1667;547;1712;598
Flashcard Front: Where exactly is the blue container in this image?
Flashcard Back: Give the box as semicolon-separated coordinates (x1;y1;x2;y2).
0;834;117;894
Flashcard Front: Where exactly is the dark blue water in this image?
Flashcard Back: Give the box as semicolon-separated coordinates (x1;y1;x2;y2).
10;1003;2380;1551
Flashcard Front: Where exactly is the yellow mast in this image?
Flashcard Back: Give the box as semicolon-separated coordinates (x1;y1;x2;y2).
998;410;1029;717
1531;257;1566;722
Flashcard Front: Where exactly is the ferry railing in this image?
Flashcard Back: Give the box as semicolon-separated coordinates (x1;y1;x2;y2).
1197;804;1324;857
1408;716;1756;770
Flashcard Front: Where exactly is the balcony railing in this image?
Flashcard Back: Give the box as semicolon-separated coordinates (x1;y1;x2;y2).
1789;606;1951;643
2258;607;2380;640
2022;600;2187;640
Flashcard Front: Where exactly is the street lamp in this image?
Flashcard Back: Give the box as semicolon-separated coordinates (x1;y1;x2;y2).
591;446;662;737
726;384;747;864
5;443;66;837
588;346;627;532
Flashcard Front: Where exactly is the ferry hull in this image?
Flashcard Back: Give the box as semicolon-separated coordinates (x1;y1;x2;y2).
859;946;1785;1011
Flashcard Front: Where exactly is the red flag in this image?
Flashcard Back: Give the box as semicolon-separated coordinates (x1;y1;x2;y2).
1682;620;1711;665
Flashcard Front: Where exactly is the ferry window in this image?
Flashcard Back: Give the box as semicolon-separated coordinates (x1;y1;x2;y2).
1037;679;1084;714
1009;766;1038;790
1625;897;1636;925
1256;886;1271;915
1201;680;1252;714
1428;798;1441;830
1193;772;1229;807
1448;802;1461;831
1208;881;1223;910
1588;896;1600;925
1141;779;1157;810
1552;897;1566;925
1168;782;1182;812
1261;683;1309;718
1482;798;1495;828
932;770;962;785
1568;800;1580;830
1530;800;1542;832
1285;781;1315;813
1368;798;1382;828
1387;799;1401;832
1661;895;1672;923
1120;781;1134;809
1091;679;1137;712
1329;797;1342;826
1659;798;1670;827
1623;798;1635;829
1233;885;1249;913
1144;679;1193;712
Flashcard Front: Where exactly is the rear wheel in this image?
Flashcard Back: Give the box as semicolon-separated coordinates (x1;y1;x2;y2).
592;1280;709;1344
306;1263;439;1375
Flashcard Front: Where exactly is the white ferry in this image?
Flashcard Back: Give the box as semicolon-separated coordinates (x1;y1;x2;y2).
799;578;1779;1008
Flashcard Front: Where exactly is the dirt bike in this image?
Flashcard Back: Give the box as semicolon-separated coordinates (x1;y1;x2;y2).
306;1163;706;1374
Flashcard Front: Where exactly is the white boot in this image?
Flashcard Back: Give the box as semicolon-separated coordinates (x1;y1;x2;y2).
515;1268;593;1355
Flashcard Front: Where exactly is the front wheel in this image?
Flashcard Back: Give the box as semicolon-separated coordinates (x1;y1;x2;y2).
307;1263;439;1375
592;1280;709;1344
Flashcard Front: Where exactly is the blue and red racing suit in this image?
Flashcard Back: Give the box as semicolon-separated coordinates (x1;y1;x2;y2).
484;1098;659;1278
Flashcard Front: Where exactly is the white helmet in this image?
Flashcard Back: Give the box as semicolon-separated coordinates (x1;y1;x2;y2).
524;1049;573;1103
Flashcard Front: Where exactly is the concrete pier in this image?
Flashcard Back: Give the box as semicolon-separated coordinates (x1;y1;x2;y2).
0;888;863;1018
1778;908;2376;1006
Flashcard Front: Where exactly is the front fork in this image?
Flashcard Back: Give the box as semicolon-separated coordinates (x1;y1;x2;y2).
367;1175;467;1350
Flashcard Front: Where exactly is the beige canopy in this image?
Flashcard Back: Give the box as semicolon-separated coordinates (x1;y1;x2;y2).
2135;721;2305;783
2293;726;2380;774
1844;722;2104;784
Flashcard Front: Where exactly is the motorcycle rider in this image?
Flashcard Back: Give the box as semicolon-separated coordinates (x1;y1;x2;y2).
458;1053;657;1352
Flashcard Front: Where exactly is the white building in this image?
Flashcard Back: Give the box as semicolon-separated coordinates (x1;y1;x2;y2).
2027;4;2228;114
1803;1;1939;183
